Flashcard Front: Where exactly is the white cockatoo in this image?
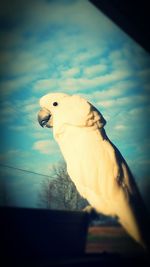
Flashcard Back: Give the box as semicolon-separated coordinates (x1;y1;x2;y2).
38;92;149;249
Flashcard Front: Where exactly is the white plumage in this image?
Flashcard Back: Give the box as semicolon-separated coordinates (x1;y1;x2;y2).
38;92;149;249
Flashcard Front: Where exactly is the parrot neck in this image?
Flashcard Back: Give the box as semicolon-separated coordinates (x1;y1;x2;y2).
53;123;108;146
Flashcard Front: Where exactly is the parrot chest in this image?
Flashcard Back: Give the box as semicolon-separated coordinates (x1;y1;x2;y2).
55;127;119;199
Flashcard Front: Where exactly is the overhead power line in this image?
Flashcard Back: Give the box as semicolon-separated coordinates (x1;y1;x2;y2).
0;163;50;178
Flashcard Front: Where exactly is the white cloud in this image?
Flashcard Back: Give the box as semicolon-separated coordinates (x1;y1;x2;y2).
34;79;59;92
98;95;148;108
1;0;139;99
9;125;27;132
0;149;31;164
0;97;39;125
61;67;80;77
0;0;123;58
1;101;17;115
23;102;39;113
128;106;150;117
18;0;123;40
1;0;143;100
109;50;123;62
12;53;48;76
91;84;130;103
0;75;35;96
32;139;59;155
109;49;133;71
99;99;114;107
114;124;127;130
73;48;104;65
109;43;150;83
32;131;50;139
34;69;132;93
0;102;18;124
84;64;108;77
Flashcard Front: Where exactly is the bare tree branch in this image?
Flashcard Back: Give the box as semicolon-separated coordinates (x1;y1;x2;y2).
38;162;88;210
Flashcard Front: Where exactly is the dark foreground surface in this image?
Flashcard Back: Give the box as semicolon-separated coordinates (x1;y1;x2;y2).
2;251;149;267
1;207;150;267
3;254;149;267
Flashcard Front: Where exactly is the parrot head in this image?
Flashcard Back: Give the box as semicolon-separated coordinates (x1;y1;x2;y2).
38;92;106;134
38;93;68;128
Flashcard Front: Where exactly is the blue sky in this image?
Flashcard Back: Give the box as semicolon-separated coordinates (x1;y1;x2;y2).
0;0;150;208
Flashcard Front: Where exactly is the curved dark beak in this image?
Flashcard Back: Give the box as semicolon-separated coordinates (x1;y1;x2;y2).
38;109;51;128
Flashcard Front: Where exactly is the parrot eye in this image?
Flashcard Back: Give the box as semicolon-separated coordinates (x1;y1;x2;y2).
53;102;58;106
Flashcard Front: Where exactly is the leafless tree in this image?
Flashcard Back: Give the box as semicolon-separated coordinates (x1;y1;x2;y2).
38;162;88;210
38;162;118;226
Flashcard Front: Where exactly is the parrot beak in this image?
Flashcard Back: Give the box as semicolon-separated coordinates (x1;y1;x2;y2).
38;108;52;128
